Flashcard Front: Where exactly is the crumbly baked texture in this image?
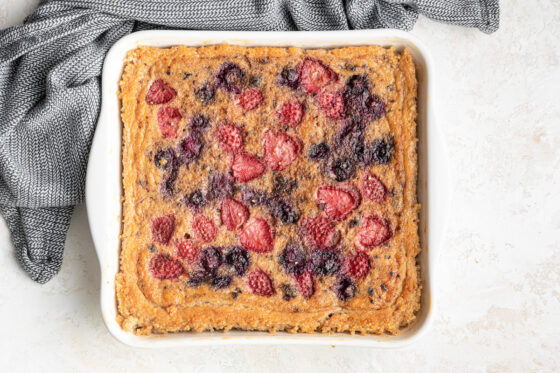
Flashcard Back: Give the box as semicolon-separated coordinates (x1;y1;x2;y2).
117;44;420;335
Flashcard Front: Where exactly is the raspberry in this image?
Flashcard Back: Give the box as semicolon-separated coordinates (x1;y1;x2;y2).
302;216;340;250
355;215;392;250
241;187;268;206
297;58;337;94
318;91;345;119
221;197;249;231
263;130;301;172
267;197;299;225
239;88;264;111
224;246;250;276
231;153;265;182
215;62;245;94
278;66;299;89
326;156;356;182
176;239;199;263
294;271;314;299
216;122;243;153
198;246;223;273
146;79;177;105
206;172;235;201
154;148;176;170
309;249;341;276
240;217;274;253
345;251;370;279
185;189;206;214
192;215;218;243
333;277;356;301
157;106;181;138
194;83;215;105
362;172;387;203
278;243;307;276
315;184;360;221
247;269;274;296
212;275;232;290
307;143;329;160
277;100;304;127
151;214;175;244
149;254;184;280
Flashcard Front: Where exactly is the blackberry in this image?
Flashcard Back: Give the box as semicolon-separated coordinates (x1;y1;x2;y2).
206;172;235;201
327;157;355;182
307;142;329;160
333;277;356;301
309;249;341;276
278;243;307;276
215;62;245;94
267;197;300;225
199;246;223;274
241;187;268;206
211;275;232;290
224;246;250;277
278;66;299;89
154;148;175;170
189;114;209;131
194;83;215;105
370;138;393;165
280;284;297;301
272;174;297;196
185;190;206;213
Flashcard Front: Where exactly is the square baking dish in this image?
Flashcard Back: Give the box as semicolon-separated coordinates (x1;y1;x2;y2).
85;29;448;348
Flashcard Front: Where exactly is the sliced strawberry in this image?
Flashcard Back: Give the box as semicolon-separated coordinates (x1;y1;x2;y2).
156;106;181;138
297;58;337;94
277;100;304;127
247;269;274;296
355;215;392;250
240;217;274;253
239;88;264;111
318;91;345;119
146;79;177;105
362;172;387;203
294;270;314;299
151;214;175;244
192;215;218;243
345;251;370;279
216;122;243;153
221;197;249;231
316;184;360;221
302;216;340;250
149;254;184;280
263;130;301;171
231;153;265;182
175;239;199;263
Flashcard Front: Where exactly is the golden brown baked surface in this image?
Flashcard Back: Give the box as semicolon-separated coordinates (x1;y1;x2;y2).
117;44;420;335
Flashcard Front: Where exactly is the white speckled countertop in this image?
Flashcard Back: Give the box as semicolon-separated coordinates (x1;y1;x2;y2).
1;1;559;371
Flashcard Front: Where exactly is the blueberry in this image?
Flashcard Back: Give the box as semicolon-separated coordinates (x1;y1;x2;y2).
178;132;203;163
370;138;393;165
224;246;250;277
212;275;232;290
215;62;245;94
206;172;235;201
154;148;176;170
267;197;300;225
309;250;341;276
199;247;223;273
279;243;307;276
185;189;206;213
278;66;299;89
189;114;209;131
280;284;297;301
327;157;355;182
333;277;356;301
241;187;268;206
194;83;215;105
308;143;330;160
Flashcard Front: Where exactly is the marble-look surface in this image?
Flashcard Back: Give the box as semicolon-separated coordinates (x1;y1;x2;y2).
1;1;559;371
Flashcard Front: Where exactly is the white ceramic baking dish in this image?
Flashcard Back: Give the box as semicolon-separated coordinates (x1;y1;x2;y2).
85;29;447;348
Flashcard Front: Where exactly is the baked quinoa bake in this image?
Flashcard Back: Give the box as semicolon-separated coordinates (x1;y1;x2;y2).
117;44;420;335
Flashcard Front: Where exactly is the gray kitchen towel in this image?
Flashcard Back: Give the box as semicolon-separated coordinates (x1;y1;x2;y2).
0;0;499;284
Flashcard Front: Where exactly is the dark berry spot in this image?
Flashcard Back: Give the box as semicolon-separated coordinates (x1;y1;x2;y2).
381;283;388;291
308;142;329;160
327;157;355;182
280;284;297;301
198;246;223;274
272;174;297;196
279;243;307;276
206;172;235;201
154;148;176;170
334;277;356;301
309;250;341;276
348;219;358;228
178;132;203;164
241;187;268;206
215;62;245;94
187;268;212;287
367;287;374;296
224;246;250;277
212;275;232;290
267;197;300;225
194;83;215;105
185;190;206;213
189;115;209;131
278;66;299;89
370;138;393;165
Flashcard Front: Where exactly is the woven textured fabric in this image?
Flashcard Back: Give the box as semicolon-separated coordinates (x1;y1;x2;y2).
0;0;499;284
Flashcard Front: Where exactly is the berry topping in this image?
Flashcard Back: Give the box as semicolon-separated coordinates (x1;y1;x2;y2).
240;217;274;253
316;184;360;221
345;74;369;96
192;215;218;243
241;187;268;206
224;246;250;276
149;254;184;280
154;148;175;170
368;138;393;165
326;156;356;182
198;246;223;273
221;197;249;231
334;119;364;152
231;153;266;182
263;130;301;171
280;284;297;301
302;216;340;250
216;122;243;153
294;271;314;299
362;172;387;203
333;277;356;301
355;215;392;250
212;275;232;290
307;142;330;160
146;79;177;105
239;88;264;111
309;249;341;276
343;75;386;120
176;239;199;263
187;268;213;287
157;106;181;138
279;243;307;276
178;132;203;163
185;189;206;213
206;172;235;201
194;83;215;105
345;251;370;279
318;91;345;119
297;58;337;94
247;269;274;296
215;62;245;94
278;66;299;89
277;100;304;127
189;114;210;131
267;197;300;225
151;214;175;244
